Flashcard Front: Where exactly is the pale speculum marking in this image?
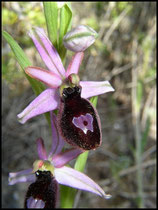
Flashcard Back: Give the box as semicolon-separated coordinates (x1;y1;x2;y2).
27;196;45;208
72;113;93;134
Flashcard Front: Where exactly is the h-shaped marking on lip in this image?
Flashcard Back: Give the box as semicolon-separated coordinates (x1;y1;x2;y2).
72;113;93;134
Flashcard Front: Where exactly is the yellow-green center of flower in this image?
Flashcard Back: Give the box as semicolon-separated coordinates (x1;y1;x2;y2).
59;73;80;96
33;160;54;175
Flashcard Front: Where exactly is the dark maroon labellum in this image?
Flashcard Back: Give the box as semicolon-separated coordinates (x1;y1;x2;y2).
24;170;58;208
57;86;102;150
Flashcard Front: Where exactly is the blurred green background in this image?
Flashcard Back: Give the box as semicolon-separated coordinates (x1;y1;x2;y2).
2;2;156;208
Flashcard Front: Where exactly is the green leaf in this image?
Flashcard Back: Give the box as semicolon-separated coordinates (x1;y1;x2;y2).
58;3;72;60
2;31;45;95
2;30;50;125
43;2;58;49
2;31;31;68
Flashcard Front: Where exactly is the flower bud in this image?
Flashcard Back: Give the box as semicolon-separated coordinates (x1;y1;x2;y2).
63;25;98;52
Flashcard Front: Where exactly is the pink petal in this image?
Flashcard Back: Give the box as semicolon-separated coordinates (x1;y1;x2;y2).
9;168;35;185
25;67;62;88
53;135;65;156
54;166;111;199
28;30;61;76
80;81;115;98
66;52;84;77
17;88;60;124
9;168;33;178
48;112;65;158
52;148;84;168
35;27;66;78
36;138;48;160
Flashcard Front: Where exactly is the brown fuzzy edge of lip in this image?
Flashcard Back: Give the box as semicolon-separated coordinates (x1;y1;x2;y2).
56;100;79;149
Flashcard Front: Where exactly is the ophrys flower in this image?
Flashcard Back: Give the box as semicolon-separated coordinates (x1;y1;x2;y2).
17;27;114;125
9;112;111;208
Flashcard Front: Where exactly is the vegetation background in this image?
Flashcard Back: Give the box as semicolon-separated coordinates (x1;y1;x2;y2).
2;2;156;208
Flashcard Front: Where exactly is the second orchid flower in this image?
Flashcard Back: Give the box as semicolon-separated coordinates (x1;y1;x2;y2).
9;112;111;208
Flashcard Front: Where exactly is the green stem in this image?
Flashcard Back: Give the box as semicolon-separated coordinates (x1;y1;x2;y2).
131;41;144;207
135;115;144;207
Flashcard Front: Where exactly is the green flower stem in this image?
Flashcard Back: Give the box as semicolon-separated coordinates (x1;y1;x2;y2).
131;57;144;207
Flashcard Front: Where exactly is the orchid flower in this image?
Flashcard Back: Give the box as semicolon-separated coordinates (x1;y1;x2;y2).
17;27;114;124
9;112;111;208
